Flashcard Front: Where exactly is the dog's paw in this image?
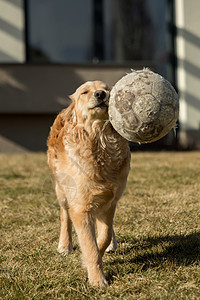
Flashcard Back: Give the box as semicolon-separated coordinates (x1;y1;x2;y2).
57;244;73;256
105;240;117;253
89;276;108;288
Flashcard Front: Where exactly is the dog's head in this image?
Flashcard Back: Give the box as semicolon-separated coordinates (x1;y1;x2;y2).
70;81;110;124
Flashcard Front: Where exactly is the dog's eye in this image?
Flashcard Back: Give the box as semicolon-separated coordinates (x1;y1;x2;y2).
82;91;88;95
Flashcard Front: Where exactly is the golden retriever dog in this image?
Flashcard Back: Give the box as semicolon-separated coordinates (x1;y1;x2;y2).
47;81;130;287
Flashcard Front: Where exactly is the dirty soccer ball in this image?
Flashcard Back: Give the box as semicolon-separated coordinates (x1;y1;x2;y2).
108;68;179;143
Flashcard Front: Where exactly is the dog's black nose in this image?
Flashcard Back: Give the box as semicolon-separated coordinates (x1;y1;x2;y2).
94;90;106;100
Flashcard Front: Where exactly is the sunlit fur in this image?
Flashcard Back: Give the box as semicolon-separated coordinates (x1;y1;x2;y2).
47;81;130;287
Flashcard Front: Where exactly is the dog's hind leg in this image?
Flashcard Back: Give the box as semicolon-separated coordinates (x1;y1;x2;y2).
105;229;117;253
57;207;73;255
56;183;73;255
96;204;116;257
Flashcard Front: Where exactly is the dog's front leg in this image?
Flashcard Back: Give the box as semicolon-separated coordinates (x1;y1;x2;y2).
69;209;108;287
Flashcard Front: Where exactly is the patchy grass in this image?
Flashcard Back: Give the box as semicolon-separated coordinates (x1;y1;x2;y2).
0;152;200;299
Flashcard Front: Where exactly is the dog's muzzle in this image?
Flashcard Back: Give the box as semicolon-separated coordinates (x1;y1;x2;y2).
94;90;107;101
88;90;109;109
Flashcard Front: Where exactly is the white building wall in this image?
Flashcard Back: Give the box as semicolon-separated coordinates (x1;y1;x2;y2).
175;0;200;148
0;0;25;62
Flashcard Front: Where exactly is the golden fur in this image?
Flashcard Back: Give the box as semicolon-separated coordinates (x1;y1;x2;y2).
47;81;130;287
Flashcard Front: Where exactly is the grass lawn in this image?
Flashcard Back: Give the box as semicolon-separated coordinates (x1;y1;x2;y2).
0;151;200;299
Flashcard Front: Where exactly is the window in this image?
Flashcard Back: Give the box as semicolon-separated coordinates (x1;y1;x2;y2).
27;0;93;63
27;0;168;69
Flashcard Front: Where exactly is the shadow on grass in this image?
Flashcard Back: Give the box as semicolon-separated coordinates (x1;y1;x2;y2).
106;232;200;282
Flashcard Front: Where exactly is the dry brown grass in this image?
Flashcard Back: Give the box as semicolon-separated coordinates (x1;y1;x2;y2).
0;151;200;299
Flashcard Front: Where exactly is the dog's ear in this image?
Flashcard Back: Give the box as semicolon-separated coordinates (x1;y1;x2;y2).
69;93;75;103
64;95;77;125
